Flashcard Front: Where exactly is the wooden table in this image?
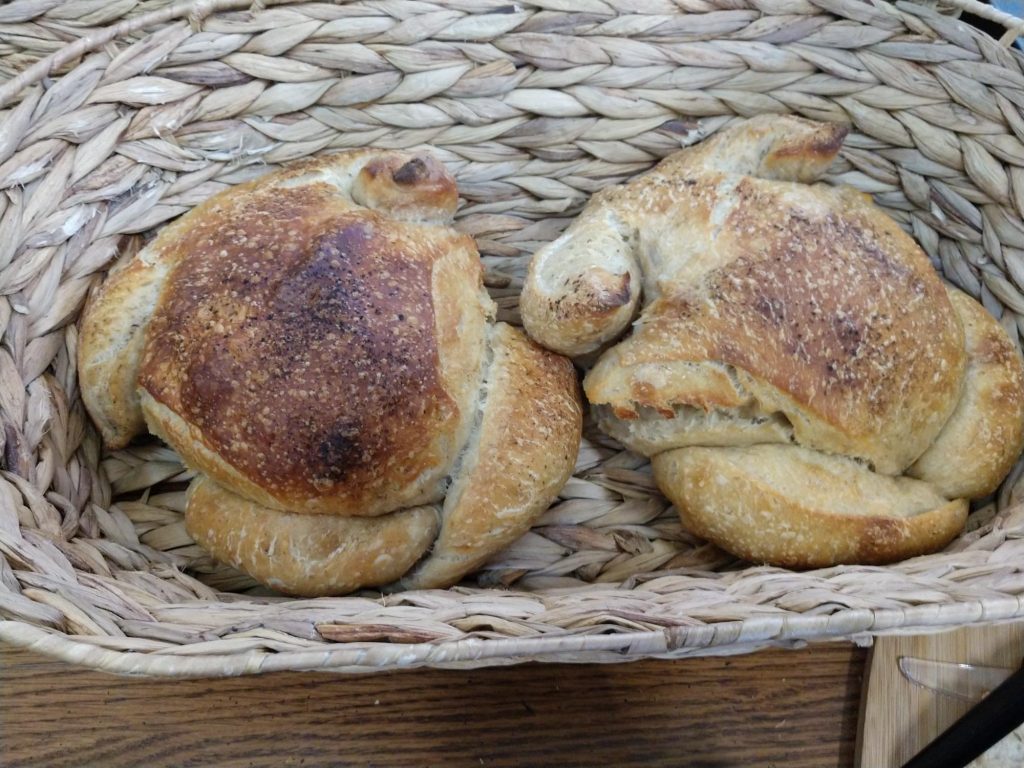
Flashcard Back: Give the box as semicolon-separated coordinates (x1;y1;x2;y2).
0;643;865;767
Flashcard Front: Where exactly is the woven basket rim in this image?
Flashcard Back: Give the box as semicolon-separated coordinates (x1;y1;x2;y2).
5;596;1024;676
6;0;1024;675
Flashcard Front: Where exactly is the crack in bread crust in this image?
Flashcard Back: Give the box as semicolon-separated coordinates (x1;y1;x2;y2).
397;323;583;591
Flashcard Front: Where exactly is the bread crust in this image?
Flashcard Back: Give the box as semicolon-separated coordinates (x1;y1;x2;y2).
579;161;965;475
520;115;1023;569
653;444;968;568
79;148;583;595
185;476;440;597
78;224;190;448
397;323;583;590
520;116;849;358
136;151;492;516
909;288;1024;498
520;206;641;357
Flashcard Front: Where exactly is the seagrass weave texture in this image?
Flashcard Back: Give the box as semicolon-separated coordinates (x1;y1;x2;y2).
4;0;1024;675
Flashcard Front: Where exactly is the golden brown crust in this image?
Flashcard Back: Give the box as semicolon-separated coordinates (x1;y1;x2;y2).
653;445;968;568
351;153;458;221
77;229;187;449
81;148;583;595
583;176;965;474
398;323;583;590
137;150;492;516
524;115;967;475
185;476;440;597
657;114;849;183
593;399;792;456
909;288;1024;498
520;116;850;359
521;206;641;357
519;116;989;569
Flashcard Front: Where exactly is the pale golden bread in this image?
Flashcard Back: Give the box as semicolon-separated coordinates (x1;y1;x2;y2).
522;114;1024;568
520;207;641;358
652;445;968;568
909;288;1024;498
576;136;965;475
78;223;191;448
186;477;440;597
520;117;848;358
78;149;582;595
398;323;582;590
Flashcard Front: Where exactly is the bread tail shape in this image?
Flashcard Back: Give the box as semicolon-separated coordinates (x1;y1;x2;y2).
522;114;1024;569
79;149;582;596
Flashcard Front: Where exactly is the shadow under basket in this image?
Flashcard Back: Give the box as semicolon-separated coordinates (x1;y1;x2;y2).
3;0;1024;676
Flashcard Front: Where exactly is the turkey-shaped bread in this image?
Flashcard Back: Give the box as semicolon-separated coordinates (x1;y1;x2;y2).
79;149;582;595
522;115;1024;568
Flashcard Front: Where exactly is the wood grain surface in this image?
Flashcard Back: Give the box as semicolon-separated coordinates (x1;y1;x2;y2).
857;623;1024;767
0;643;865;768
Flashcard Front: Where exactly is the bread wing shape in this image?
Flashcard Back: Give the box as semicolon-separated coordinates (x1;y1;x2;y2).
397;323;582;591
78;221;190;449
186;476;440;597
909;287;1024;498
653;444;968;568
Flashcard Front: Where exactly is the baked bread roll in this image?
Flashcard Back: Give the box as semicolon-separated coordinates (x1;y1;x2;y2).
522;115;1024;568
79;149;582;595
653;445;968;568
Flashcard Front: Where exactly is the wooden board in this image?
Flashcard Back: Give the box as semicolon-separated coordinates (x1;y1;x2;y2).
1;644;865;768
856;623;1024;768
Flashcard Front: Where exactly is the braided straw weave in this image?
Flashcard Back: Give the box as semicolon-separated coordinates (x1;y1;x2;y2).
4;0;1024;676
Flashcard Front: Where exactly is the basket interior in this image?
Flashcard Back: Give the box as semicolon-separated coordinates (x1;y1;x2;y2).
3;0;1024;667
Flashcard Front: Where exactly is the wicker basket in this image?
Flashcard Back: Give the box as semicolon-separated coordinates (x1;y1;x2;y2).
4;0;1024;676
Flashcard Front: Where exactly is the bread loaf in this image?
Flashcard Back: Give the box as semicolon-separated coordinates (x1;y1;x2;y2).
79;149;582;595
522;115;1024;569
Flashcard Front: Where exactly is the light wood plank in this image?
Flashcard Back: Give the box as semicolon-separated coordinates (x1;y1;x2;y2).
857;623;1024;768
